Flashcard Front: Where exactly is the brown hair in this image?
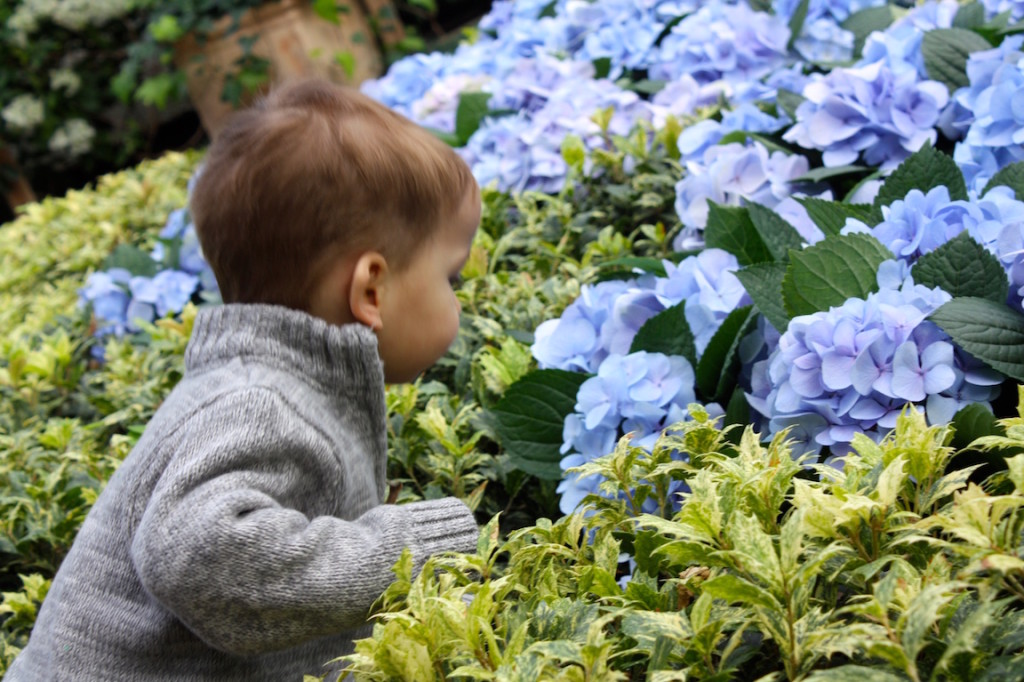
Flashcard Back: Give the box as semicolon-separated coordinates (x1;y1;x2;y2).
189;79;477;309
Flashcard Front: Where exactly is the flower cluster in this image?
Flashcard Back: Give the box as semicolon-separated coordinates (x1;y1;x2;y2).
982;0;1024;21
651;2;792;86
532;248;748;513
1;95;45;132
673;140;810;247
47;118;95;157
783;60;950;170
79;203;218;354
6;0;135;38
459;77;656;192
747;265;1003;458
951;36;1024;191
557;351;696;514
843;184;1024;312
532;249;750;373
860;0;957;79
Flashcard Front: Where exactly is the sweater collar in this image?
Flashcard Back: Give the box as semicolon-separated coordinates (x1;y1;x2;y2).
185;304;384;392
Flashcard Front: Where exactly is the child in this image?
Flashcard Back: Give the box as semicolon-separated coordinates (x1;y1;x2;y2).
7;80;481;681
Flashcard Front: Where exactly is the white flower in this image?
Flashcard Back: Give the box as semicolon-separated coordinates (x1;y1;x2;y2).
2;95;45;132
48;118;95;157
6;0;133;35
50;68;82;96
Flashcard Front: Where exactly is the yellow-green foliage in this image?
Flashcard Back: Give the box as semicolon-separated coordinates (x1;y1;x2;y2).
343;409;1024;681
0;151;200;339
0;152;200;673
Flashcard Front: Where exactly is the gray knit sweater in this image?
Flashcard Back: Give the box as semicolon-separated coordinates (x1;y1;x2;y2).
6;304;479;681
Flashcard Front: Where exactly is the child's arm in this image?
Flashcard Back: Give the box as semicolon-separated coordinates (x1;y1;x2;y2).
130;387;477;656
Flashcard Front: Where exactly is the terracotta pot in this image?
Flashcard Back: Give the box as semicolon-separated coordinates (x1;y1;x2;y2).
174;0;403;138
1;146;36;212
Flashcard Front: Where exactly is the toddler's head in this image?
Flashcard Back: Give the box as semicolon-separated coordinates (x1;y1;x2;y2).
191;79;480;382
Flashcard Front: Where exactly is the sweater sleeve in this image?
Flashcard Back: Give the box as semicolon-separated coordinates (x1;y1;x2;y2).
130;387;478;656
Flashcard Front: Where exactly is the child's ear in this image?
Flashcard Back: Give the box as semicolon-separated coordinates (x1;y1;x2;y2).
349;251;388;331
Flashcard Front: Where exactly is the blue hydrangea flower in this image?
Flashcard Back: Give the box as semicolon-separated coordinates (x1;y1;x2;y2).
125;270;199;331
461;78;655;193
982;0;1024;20
359;52;451;116
79;267;132;336
844;185;1024;313
532;279;633;373
533;250;749;373
747;267;1002;458
860;0;957;79
783;60;949;171
557;350;697;515
794;17;855;64
654;249;751;354
952;36;1024;191
566;0;666;77
842;186;967;260
652;2;792;86
674;141;810;244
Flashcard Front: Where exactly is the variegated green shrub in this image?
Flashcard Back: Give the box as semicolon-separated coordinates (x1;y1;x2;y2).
341;402;1024;681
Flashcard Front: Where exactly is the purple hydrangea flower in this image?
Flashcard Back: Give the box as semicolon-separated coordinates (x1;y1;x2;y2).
951;36;1024;191
674;141;810;245
532;250;749;372
842;186;967;260
783;60;949;171
557;350;697;514
860;0;958;79
747;268;1002;459
79;267;132;336
982;0;1024;21
652;2;792;86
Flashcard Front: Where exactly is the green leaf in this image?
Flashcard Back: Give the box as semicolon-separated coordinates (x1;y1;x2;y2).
842;5;897;57
455;91;493;146
111;63;139;104
782;233;890;317
621;611;694;646
930;297;1024;381
334;51;356;79
747;202;804;261
696;306;757;402
982;161;1024;201
735;262;790;333
911;232;1009;302
922;27;993;91
312;0;340;23
951;402;1001;450
776;88;806;120
717;130;794;156
805;666;909;682
787;0;811;51
424;127;460;147
794;164;871;184
103;244;158;277
148;14;183;42
954;1;987;29
702;573;779;610
874;142;968;208
797;198;876;238
630;302;698;368
596;256;668;278
491;370;589;479
134;73;183;109
704;203;773;266
592;57;613;79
